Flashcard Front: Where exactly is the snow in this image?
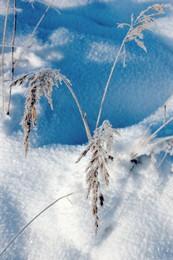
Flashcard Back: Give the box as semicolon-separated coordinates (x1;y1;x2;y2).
1;0;173;259
1;118;173;259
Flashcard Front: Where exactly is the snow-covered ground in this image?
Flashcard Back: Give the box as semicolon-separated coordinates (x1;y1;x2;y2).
1;0;173;259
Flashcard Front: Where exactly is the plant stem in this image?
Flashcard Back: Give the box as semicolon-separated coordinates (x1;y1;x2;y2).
13;0;55;70
0;44;19;48
1;0;11;112
152;135;173;146
0;192;76;258
95;30;130;129
11;0;17;81
139;95;173;144
7;0;17;115
142;117;173;146
7;0;55;115
62;76;92;141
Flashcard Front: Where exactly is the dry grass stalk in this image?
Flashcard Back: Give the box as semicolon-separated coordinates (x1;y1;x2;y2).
7;0;17;116
9;68;91;155
138;97;173;147
58;74;92;141
7;0;58;115
1;0;11;112
96;3;171;129
11;0;17;81
123;4;171;51
0;192;76;258
131;116;173;163
77;120;120;233
13;0;55;70
131;90;173;166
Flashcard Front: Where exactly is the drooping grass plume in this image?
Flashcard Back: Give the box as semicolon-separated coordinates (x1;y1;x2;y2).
77;120;120;233
9;69;91;155
96;3;171;129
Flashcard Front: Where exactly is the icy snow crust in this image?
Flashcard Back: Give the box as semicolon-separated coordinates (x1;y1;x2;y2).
1;0;173;259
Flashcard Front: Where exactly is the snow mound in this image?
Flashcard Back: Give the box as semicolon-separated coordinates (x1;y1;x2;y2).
1;117;173;259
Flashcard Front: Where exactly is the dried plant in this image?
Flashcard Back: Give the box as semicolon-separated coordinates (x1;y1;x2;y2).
131;93;173;163
13;0;55;70
77;120;120;233
1;0;11;112
6;0;56;115
6;0;18;116
9;68;91;155
120;4;171;54
131;116;173;166
96;3;171;129
11;0;17;82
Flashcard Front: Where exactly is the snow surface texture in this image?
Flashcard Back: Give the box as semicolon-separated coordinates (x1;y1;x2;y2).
1;0;173;259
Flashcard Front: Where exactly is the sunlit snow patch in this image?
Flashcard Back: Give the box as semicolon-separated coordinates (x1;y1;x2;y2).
87;42;117;63
50;28;74;46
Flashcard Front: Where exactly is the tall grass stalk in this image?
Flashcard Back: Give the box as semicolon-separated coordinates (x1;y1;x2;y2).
95;32;130;129
11;0;17;81
7;0;17;115
1;0;11;112
13;0;55;70
7;0;56;115
60;74;92;140
96;4;171;129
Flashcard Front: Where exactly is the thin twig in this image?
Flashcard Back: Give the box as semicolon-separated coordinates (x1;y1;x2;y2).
1;0;11;112
0;192;76;258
